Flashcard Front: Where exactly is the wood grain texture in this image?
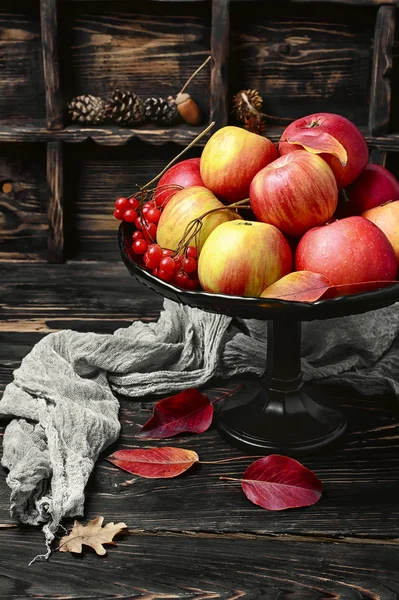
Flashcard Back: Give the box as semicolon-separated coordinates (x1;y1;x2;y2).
390;10;399;132
1;264;399;541
59;0;211;119
369;5;395;138
40;0;63;129
47;141;64;262
0;123;211;146
1;530;399;599
230;3;375;127
211;0;229;128
63;143;201;261
0;145;48;261
0;2;46;124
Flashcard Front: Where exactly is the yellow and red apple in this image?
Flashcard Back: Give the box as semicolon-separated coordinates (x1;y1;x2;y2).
362;200;399;264
198;220;292;297
156;186;240;252
200;126;277;204
250;151;338;237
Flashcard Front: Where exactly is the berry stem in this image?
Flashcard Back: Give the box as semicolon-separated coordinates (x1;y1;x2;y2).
141;121;215;192
178;56;212;96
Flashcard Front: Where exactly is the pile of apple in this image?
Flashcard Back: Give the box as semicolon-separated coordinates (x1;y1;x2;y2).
120;113;399;299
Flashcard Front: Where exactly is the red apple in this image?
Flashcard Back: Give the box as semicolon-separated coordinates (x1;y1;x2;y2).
341;164;399;216
155;158;205;208
278;113;368;189
198;220;292;297
156;186;240;252
295;216;397;285
363;200;399;263
250;150;338;237
200;126;278;204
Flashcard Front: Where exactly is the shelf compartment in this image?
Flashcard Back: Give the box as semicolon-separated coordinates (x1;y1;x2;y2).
0;1;46;125
230;2;376;128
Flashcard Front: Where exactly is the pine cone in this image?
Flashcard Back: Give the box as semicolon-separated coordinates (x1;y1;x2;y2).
105;89;146;126
68;95;107;125
232;89;263;123
144;96;179;125
244;114;266;136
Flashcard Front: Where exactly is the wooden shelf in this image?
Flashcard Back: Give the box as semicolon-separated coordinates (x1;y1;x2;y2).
0;123;211;146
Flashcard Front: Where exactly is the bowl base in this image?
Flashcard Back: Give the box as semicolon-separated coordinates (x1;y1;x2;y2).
215;379;347;457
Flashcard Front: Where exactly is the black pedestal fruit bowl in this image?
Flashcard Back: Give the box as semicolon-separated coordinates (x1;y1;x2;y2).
119;222;399;456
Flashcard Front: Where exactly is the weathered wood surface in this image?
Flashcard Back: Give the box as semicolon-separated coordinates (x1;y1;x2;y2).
0;144;48;261
59;0;210;117
40;0;63;130
63;143;201;261
0;2;45;124
369;5;396;137
47;141;64;262
0;123;211;145
230;3;375;127
210;0;229;128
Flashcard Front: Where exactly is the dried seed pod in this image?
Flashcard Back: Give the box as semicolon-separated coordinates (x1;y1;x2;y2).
175;92;202;125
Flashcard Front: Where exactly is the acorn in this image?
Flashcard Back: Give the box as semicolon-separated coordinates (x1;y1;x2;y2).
175;92;202;125
172;56;211;126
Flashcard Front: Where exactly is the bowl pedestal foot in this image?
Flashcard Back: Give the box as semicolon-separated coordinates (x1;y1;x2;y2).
216;318;347;456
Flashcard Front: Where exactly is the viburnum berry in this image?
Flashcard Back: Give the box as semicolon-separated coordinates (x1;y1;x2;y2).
158;268;174;282
173;271;190;288
144;244;163;269
186;277;200;290
115;197;129;212
147;207;161;224
174;254;183;270
161;248;174;257
186;246;198;259
159;256;175;275
128;197;140;210
132;230;143;240
135;217;143;230
114;209;124;220
132;239;148;255
123;209;138;223
142;201;155;216
142;221;158;243
182;256;197;274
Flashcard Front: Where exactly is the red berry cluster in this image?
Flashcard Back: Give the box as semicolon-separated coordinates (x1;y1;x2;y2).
114;196;199;290
143;245;199;290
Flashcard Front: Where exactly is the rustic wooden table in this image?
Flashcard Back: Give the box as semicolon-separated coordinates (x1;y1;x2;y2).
1;262;399;598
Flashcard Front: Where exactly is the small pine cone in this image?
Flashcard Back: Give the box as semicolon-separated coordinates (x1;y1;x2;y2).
232;89;263;123
68;94;107;125
243;114;266;136
106;89;146;126
144;96;179;125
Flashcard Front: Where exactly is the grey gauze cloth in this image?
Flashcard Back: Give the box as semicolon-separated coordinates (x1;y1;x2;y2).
1;298;399;560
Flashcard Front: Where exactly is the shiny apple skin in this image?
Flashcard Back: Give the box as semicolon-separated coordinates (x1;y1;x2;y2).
342;164;399;215
295;216;397;285
155;158;205;208
363;200;399;263
250;150;338;237
198;220;293;297
200;126;278;204
278;113;368;189
156;186;240;252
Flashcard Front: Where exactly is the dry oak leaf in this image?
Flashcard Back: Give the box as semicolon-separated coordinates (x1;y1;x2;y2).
58;516;127;556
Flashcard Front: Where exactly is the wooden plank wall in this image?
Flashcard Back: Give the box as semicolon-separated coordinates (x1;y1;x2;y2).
0;0;398;263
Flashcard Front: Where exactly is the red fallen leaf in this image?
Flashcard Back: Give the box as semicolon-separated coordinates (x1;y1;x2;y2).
107;447;199;478
260;271;332;302
286;130;348;167
323;279;399;299
222;455;322;511
136;388;213;439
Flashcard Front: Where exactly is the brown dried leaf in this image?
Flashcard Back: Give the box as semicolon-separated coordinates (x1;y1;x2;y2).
58;516;127;556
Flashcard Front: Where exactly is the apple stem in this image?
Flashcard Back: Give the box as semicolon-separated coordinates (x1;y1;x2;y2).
140;121;215;192
178;56;211;96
